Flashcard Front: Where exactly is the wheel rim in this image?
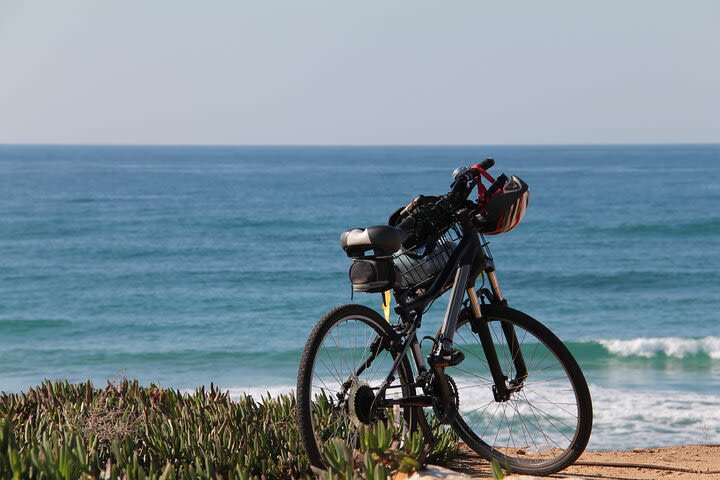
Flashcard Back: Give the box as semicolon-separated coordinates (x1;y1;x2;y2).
449;316;584;469
307;314;410;453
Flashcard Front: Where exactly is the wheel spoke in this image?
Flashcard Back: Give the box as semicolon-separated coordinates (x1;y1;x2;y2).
455;330;490;369
452;366;494;386
480;402;502;440
492;402;508;448
523;360;563;378
318;349;344;386
518;391;575;439
520;385;578;419
313;381;338;394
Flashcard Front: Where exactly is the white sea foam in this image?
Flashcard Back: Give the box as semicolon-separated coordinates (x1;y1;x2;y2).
451;378;720;449
598;336;720;359
587;384;720;449
226;385;295;399
220;380;720;450
180;385;295;400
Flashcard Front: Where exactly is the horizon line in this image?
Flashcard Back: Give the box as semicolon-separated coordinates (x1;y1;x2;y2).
1;141;719;148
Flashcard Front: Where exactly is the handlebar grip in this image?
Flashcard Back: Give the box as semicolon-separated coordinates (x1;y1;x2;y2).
479;157;495;170
401;196;422;216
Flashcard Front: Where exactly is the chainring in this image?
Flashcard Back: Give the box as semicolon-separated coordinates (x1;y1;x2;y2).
425;373;459;424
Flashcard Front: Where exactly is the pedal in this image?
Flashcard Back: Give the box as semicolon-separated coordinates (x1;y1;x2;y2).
428;347;465;368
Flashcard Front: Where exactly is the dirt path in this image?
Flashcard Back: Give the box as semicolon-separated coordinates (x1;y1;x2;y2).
446;444;720;479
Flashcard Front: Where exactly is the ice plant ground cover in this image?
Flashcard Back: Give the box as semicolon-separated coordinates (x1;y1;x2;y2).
0;380;458;479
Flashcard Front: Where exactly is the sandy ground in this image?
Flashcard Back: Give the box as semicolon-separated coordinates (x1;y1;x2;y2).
446;444;720;479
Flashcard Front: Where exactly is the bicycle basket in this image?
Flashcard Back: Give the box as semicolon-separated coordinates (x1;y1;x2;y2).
392;224;461;294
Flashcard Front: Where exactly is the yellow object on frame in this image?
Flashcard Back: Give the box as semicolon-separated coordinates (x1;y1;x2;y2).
382;290;391;322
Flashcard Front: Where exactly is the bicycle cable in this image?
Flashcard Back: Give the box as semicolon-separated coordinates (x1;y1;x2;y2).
419;335;438;351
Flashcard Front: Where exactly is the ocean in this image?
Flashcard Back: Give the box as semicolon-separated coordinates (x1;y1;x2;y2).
1;144;718;450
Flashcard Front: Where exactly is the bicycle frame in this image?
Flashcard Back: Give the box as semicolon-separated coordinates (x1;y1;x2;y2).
366;219;529;409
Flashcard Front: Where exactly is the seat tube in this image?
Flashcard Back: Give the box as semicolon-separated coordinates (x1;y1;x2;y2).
409;332;427;374
437;265;471;351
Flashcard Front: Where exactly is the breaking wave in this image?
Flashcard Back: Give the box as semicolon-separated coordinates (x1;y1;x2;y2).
595;336;720;359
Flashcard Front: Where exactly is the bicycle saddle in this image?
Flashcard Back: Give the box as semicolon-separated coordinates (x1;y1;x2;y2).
340;225;408;257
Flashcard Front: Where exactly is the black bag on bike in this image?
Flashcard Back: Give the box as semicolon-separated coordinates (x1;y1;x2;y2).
348;258;399;293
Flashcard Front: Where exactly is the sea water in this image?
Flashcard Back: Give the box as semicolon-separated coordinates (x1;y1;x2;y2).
1;144;718;449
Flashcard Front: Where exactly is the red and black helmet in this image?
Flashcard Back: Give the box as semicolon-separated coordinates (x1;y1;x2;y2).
471;165;529;235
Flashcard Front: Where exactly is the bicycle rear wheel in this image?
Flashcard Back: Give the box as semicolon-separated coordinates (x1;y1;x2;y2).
296;304;422;469
448;304;593;476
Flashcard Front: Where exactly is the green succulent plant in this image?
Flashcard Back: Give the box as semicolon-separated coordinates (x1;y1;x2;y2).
0;380;458;479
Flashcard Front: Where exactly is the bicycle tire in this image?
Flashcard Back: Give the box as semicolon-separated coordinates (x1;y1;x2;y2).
449;303;593;476
296;304;423;469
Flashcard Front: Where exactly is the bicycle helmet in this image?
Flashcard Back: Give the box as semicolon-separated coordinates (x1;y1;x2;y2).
476;174;529;235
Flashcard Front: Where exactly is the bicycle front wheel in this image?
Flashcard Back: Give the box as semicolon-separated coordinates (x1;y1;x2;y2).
448;304;593;476
296;304;421;469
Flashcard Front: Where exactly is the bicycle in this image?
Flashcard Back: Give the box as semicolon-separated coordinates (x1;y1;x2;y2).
296;158;593;476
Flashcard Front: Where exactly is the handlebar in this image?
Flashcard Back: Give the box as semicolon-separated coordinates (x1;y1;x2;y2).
448;157;495;207
395;158;496;233
478;157;495;171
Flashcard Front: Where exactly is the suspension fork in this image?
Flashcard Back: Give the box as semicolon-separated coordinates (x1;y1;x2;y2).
467;279;528;401
485;270;528;383
486;269;528;385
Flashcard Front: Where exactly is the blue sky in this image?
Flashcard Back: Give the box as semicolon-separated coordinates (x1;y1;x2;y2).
0;0;718;145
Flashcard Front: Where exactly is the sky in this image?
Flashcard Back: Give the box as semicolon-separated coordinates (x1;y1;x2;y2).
0;0;718;145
